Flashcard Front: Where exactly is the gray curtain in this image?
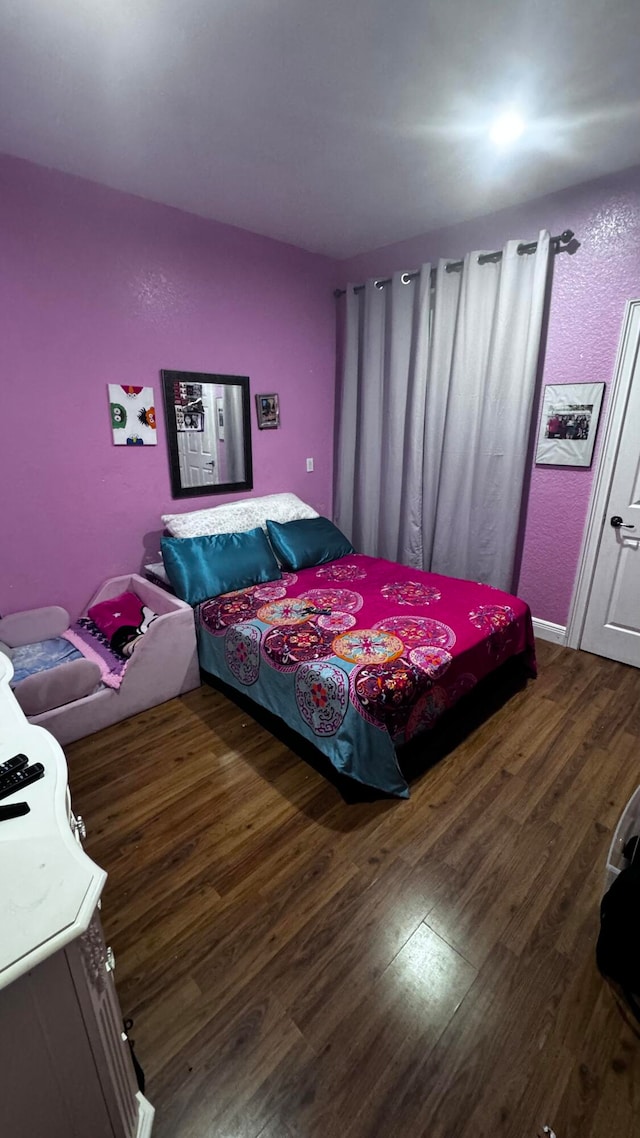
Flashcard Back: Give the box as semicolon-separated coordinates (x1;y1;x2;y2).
421;259;462;570
334;233;551;591
334;267;432;566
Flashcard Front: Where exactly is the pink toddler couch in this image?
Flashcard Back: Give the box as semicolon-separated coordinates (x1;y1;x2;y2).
0;574;200;745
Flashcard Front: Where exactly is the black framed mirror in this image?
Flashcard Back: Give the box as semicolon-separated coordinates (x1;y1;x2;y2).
161;370;253;499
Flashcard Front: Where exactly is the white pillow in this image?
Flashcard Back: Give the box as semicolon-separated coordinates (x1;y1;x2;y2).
162;492;319;539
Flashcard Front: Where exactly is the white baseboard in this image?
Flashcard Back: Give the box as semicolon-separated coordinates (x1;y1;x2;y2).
532;617;567;646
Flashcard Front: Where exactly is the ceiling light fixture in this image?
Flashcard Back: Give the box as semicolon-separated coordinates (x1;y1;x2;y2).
489;110;525;147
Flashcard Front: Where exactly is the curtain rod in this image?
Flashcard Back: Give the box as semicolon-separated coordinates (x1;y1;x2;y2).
333;229;575;299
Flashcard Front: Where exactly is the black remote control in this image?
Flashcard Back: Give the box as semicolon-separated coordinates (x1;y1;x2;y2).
0;763;45;801
0;801;30;821
0;753;28;778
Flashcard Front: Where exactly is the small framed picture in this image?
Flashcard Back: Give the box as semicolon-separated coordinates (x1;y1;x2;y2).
255;393;280;430
535;382;605;467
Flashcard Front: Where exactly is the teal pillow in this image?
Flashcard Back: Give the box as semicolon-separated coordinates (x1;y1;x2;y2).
161;527;281;605
266;517;354;571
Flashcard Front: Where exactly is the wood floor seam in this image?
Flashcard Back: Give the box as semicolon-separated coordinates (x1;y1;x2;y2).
420;918;477;968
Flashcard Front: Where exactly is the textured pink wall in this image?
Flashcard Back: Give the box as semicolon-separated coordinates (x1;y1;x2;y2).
4;152;639;629
340;167;640;625
0;154;337;618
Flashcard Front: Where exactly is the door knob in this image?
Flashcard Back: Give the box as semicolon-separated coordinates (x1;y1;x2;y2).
610;516;635;529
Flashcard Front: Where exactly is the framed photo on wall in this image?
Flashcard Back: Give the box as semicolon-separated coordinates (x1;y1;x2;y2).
255;393;280;430
535;382;605;467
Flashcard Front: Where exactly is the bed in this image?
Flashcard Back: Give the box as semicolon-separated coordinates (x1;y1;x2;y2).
195;554;535;798
159;495;535;798
2;574;200;746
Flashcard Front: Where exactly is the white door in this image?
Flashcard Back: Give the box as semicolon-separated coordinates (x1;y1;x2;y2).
579;302;640;667
177;389;218;487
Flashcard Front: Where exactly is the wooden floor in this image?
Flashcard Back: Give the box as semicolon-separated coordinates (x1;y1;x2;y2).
66;641;640;1138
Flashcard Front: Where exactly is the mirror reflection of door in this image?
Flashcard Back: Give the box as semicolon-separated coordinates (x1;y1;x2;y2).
178;384;218;487
161;370;253;499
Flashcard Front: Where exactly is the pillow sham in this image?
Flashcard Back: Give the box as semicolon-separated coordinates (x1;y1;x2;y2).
161;527;281;605
162;492;318;539
265;517;354;572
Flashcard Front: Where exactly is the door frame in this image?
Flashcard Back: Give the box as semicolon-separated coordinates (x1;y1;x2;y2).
566;298;640;650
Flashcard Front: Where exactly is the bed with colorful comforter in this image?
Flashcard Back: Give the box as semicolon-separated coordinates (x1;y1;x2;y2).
196;554;536;798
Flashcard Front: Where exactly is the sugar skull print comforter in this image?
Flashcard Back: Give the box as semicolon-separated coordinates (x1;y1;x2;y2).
196;554;536;798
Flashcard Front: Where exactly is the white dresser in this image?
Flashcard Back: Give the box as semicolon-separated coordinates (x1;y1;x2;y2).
0;656;154;1138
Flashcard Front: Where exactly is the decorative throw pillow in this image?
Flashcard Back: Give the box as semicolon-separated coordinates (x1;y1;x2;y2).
87;591;157;658
161;527;281;606
265;517;354;572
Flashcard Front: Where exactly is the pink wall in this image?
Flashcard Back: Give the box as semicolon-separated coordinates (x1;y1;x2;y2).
339;167;640;625
4;151;639;629
0;154;337;618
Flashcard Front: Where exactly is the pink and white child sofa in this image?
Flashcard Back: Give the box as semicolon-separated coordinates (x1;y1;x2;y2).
0;574;200;745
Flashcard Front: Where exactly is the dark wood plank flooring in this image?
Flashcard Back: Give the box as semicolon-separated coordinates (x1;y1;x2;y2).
66;642;640;1138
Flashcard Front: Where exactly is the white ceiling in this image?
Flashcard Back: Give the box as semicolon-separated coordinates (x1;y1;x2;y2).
1;0;640;258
